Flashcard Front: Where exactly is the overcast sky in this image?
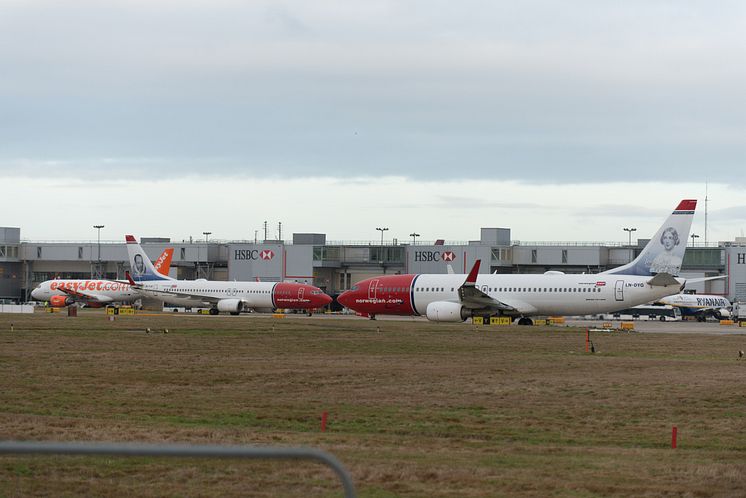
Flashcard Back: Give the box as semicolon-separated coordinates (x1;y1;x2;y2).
2;1;745;243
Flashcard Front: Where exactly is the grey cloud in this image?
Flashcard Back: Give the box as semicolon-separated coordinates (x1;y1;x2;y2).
2;1;746;184
711;206;746;221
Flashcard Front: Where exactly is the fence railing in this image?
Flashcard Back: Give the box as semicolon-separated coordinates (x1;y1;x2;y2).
0;441;357;498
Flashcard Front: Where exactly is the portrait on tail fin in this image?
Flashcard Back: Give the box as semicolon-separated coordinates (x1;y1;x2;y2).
650;227;682;275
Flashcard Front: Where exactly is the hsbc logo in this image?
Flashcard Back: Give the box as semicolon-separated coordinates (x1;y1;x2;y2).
414;251;456;262
234;249;276;261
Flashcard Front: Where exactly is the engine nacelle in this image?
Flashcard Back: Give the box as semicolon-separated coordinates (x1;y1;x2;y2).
49;295;74;308
216;298;245;314
716;308;731;319
426;301;469;322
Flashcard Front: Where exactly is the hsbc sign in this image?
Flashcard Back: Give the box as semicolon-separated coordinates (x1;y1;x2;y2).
234;249;275;261
414;251;456;262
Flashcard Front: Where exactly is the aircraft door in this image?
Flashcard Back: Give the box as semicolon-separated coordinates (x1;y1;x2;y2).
368;279;380;300
615;280;624;301
298;287;305;301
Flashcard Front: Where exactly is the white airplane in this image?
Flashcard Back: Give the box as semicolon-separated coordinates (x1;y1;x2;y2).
125;235;332;314
338;199;707;324
30;248;174;308
658;293;732;321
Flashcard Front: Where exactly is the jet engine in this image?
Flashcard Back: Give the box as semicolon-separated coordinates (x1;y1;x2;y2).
426;301;469;322
49;295;74;308
715;308;731;319
217;298;246;315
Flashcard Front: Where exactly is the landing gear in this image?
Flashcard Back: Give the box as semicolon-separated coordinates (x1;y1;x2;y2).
369;314;377;320
230;311;240;316
209;308;219;315
517;317;534;326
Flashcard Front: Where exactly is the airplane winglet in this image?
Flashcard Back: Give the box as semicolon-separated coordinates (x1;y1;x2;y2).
125;235;137;243
465;260;481;285
125;271;138;287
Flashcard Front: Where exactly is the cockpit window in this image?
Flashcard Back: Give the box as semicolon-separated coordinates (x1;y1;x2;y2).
351;286;359;291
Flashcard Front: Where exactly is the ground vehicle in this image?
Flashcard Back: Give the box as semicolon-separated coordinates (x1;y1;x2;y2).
598;304;682;322
733;302;746;324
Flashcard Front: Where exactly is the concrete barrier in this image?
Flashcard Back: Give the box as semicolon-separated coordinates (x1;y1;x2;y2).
0;305;34;314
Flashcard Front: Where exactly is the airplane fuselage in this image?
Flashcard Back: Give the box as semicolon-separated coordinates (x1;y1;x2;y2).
338;273;683;318
31;280;138;306
658;294;731;317
136;280;331;310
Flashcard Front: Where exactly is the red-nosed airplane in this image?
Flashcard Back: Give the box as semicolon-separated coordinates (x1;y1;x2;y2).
338;200;704;324
30;248;174;308
125;235;332;314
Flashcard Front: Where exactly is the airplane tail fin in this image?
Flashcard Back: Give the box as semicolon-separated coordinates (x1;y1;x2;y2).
125;235;173;281
604;199;696;277
154;248;174;276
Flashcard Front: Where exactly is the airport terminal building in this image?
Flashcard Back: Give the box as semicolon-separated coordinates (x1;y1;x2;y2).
2;226;744;303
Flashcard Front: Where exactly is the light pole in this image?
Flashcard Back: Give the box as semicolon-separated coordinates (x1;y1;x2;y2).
690;233;699;246
409;232;420;245
376;227;389;246
201;232;211;279
623;227;636;263
93;225;104;278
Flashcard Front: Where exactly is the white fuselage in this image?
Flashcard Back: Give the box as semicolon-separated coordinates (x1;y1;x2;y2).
136;280;276;309
658;294;731;316
31;280;138;304
410;273;681;316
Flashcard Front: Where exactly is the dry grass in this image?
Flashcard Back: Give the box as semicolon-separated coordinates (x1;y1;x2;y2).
1;311;745;497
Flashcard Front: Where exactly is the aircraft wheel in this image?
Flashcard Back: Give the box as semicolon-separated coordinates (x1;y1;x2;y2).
209;308;219;315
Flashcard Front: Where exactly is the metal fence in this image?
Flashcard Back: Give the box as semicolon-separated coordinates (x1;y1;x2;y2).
0;441;357;498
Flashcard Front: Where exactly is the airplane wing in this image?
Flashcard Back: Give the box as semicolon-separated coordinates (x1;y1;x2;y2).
141;286;221;303
126;273;219;304
458;260;516;312
57;286;114;304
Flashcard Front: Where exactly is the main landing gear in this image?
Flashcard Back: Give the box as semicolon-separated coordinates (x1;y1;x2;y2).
209;308;219;315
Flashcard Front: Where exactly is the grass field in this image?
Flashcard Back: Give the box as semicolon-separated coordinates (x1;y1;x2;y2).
1;311;745;497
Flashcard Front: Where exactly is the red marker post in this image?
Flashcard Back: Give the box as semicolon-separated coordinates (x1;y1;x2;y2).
321;411;328;432
672;426;678;449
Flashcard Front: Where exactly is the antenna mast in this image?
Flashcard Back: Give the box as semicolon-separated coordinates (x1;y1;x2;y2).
704;183;708;246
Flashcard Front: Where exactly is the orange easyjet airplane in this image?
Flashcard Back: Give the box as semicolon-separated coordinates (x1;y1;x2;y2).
30;248;174;308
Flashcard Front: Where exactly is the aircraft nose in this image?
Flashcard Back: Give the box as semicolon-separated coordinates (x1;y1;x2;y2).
337;290;352;308
31;287;42;300
319;292;333;306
